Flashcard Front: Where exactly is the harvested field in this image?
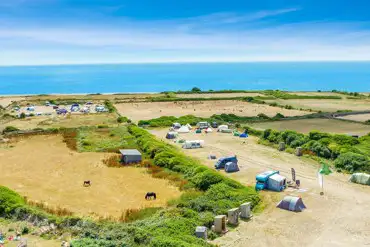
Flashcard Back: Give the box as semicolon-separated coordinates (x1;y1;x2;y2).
265;98;370;112
115;100;308;121
0;97;25;107
288;92;344;97
337;113;370;122
247;118;370;136
151;129;370;247
175;92;264;98
21;93;164;102
0;135;181;218
0;113;118;132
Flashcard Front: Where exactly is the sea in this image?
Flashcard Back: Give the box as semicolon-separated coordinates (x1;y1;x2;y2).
0;62;370;95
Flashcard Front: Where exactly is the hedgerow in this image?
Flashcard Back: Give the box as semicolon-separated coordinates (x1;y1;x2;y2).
263;90;342;99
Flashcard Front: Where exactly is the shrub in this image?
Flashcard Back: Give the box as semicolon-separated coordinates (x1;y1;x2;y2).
334;152;370;173
309;131;331;141
2;126;20;134
19;112;26;119
257;113;270;119
117;116;128;123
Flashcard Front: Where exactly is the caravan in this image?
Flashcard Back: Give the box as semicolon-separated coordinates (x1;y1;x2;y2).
182;140;204;149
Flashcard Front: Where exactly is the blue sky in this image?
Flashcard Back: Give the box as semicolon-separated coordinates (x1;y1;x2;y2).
1;0;370;65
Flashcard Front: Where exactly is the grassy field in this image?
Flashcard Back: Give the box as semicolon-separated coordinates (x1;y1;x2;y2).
265;98;370;112
247;118;370;136
77;126;137;152
115;100;308;121
0;134;181;218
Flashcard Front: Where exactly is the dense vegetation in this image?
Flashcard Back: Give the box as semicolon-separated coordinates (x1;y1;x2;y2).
257;128;370;173
262;90;342;99
77;126;137;152
161;88;262;94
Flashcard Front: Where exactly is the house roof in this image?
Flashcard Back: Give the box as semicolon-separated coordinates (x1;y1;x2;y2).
119;149;141;156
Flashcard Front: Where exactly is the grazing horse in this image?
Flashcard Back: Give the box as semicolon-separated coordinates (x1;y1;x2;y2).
145;192;156;200
83;180;91;187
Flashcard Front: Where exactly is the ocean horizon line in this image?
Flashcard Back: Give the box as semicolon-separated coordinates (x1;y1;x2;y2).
1;60;370;68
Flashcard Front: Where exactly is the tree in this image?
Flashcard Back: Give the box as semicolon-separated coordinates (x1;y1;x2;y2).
19;112;26;119
191;87;201;93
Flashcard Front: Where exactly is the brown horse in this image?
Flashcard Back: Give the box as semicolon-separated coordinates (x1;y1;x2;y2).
145;192;156;200
83;180;91;187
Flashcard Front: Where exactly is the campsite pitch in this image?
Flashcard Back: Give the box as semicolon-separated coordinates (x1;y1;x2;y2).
115;100;308;122
151;129;370;247
0;135;181;218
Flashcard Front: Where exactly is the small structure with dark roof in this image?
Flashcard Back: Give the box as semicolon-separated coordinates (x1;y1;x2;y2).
119;149;142;164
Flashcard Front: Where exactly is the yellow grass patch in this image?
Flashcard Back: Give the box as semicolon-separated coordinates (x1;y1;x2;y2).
0;135;181;218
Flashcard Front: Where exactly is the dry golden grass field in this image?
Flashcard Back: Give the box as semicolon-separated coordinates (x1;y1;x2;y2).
265;98;370;112
337;113;370;122
115;100;308;121
0;135;181;218
0;113;118;132
247;118;370;136
175;92;264;98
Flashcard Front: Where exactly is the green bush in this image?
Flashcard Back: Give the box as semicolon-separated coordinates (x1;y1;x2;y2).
19;112;26;119
334;152;370;173
2;126;20;134
117;116;128;123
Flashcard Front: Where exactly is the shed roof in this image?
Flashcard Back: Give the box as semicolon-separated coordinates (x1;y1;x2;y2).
119;149;141;156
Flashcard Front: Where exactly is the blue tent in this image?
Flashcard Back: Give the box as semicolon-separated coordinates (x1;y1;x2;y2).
239;133;248;138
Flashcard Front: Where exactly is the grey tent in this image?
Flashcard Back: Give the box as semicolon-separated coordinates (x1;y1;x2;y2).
166;132;178;139
349;173;370;185
277;196;306;212
120;149;142;164
224;162;239;173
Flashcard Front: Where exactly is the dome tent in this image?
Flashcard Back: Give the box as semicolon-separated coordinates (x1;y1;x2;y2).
205;127;213;133
186;123;193;130
239;133;248;138
349;173;370;185
166;132;178;139
224;162;239;173
277;196;306;212
177;126;190;133
218;125;228;132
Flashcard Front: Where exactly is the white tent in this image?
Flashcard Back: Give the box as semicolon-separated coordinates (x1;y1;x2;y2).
205;127;213;133
218;125;228;132
349;173;370;185
178;126;190;133
268;174;287;192
186;123;193;130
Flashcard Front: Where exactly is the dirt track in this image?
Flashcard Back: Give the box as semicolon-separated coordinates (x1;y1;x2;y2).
151;129;370;247
0;135;181;218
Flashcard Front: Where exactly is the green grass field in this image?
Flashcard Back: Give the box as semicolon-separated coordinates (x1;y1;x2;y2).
77;126;137;152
